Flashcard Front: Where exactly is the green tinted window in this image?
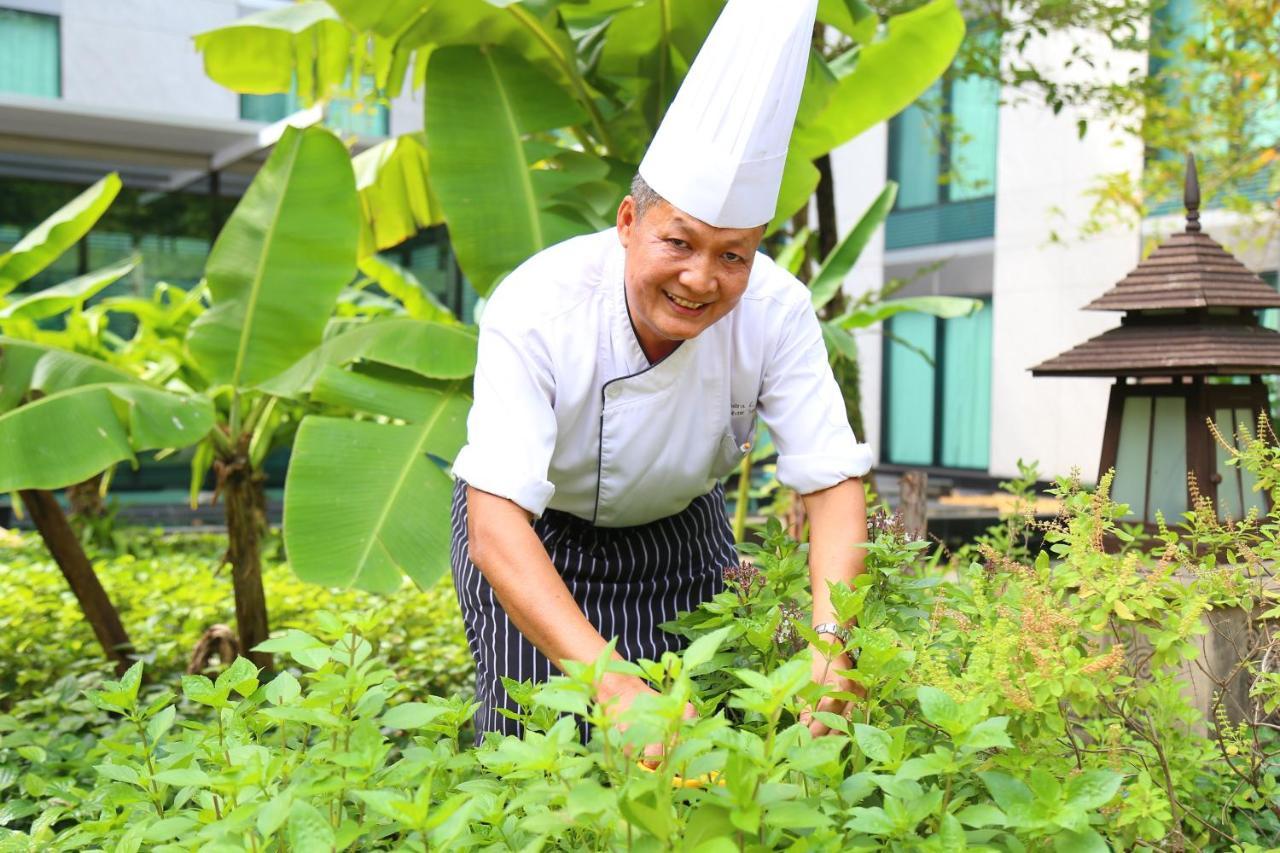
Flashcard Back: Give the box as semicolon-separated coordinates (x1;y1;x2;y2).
241;76;389;137
886;29;999;247
0;9;59;98
884;301;993;470
940;302;992;468
889;85;942;209
885;312;936;465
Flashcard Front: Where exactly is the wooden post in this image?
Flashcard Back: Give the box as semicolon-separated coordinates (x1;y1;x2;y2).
18;489;133;674
900;471;928;542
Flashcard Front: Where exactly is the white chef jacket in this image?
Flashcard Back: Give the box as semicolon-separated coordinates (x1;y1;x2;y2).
451;228;873;528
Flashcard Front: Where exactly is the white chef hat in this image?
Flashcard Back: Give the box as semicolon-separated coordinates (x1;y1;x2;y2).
638;0;819;229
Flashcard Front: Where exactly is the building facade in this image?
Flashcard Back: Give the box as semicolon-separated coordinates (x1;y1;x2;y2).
836;4;1279;487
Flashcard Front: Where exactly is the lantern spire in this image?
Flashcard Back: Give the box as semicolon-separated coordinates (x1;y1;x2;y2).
1185;151;1201;233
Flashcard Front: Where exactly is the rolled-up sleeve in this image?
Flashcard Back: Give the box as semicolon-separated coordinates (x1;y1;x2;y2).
757;295;873;494
451;316;558;517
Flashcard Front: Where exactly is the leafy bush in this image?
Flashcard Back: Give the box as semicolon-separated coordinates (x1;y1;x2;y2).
0;529;472;704
5;425;1280;848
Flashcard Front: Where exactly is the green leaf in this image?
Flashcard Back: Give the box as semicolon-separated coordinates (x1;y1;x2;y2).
358;255;455;324
0;383;214;491
283;404;468;592
186;125;359;389
353;135;443;259
95;764;140;785
853;724;892;763
682;625;734;671
180;674;219;705
259;318;477;398
809;183;898;310
955;803;1006;827
0;174;121;296
254;629;330;669
796;0;965;157
214;656;260;698
817;0;877;42
382;702;450;729
1053;828;1110;853
264;670;301;705
0;256;138;321
145;705;176;744
774;227;812;277
978;771;1034;812
0;338;138;413
143;817;199;843
845;806;894;834
960;716;1013;752
837;295;982;330
154;767;212;787
425;44;595;296
193;2;351;103
916;685;961;731
1065;770;1122;812
15;746;45;764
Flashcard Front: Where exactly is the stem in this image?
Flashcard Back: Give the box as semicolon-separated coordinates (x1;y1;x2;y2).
131;717;166;818
732;453;752;543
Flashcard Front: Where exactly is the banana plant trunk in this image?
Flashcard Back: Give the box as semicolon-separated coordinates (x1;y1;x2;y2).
218;453;272;672
18;488;133;675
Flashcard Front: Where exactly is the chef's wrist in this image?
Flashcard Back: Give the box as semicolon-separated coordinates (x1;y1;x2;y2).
596;670;647;702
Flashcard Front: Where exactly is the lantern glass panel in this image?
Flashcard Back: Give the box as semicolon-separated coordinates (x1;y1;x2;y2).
1149;396;1188;522
1112;396;1151;518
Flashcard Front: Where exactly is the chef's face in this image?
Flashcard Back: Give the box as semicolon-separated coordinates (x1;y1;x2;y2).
616;194;765;362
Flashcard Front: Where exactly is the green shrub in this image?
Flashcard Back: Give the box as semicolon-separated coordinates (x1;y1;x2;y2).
5;422;1280;848
0;529;472;704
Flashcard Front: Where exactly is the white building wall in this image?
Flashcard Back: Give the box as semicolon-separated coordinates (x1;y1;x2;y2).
60;0;238;120
831;124;888;458
988;32;1145;482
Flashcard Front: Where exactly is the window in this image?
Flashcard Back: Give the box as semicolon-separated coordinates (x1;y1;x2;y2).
241;76;390;137
0;8;59;98
885;32;1000;250
881;301;993;469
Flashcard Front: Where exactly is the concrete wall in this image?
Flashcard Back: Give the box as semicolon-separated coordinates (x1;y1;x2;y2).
60;0;239;120
987;31;1145;482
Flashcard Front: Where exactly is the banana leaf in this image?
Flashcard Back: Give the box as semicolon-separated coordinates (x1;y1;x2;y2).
0;174;121;296
186;125;360;390
0;383;214;492
260;318;477;399
0;256;138;321
425;44;599;296
284;378;470;591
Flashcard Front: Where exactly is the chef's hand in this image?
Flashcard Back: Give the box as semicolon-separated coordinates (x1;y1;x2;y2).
597;673;696;765
799;649;863;737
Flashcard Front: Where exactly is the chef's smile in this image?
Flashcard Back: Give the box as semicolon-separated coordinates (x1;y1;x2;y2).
663;290;710;315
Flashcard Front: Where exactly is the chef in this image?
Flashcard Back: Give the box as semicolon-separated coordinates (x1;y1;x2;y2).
449;0;872;743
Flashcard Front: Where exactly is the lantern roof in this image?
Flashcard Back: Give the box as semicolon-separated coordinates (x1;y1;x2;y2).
1031;153;1280;379
1031;321;1280;377
1085;155;1280;311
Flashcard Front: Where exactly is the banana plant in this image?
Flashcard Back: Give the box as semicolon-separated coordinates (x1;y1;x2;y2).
192;0;966;295
0;175;144;673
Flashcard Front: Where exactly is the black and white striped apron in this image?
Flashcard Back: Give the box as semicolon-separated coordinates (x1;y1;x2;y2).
450;479;736;741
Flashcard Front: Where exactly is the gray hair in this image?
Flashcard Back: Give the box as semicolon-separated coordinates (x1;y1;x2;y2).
629;173;666;220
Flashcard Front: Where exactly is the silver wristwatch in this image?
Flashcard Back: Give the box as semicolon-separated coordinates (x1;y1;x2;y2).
812;622;850;644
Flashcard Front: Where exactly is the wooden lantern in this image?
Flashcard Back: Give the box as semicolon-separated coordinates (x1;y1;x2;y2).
1032;155;1280;526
